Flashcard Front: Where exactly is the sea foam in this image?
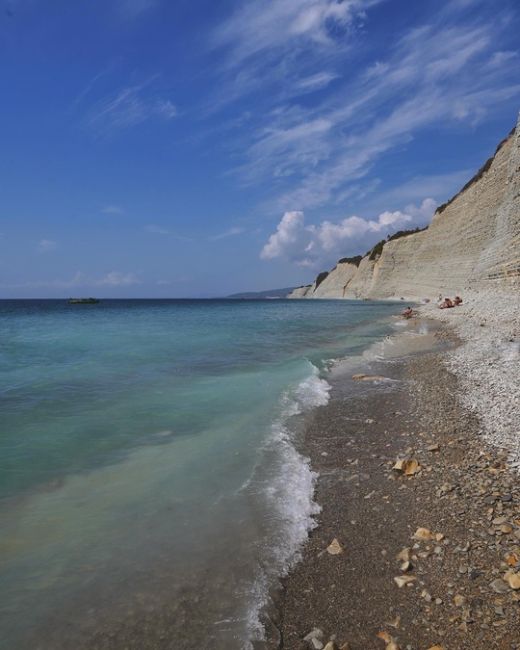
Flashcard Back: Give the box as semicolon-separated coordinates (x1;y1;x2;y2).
243;362;329;646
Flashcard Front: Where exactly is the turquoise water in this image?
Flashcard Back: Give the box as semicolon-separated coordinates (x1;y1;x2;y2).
0;299;399;648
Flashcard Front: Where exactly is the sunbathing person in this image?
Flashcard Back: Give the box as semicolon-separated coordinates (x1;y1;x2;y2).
454;295;463;305
439;297;454;309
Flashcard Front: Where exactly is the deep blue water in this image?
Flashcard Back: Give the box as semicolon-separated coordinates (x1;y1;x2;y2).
0;298;400;648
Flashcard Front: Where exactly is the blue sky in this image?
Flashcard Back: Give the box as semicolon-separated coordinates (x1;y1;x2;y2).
0;0;519;297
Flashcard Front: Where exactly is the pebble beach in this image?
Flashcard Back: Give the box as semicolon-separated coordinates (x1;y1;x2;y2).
275;297;520;650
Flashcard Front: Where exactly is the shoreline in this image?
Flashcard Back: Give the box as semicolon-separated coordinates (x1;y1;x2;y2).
274;313;520;649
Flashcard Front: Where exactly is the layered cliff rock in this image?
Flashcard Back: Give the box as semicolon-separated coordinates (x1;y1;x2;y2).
288;116;520;301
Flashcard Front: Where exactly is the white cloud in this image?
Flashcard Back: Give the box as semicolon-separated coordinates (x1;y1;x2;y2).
210;226;245;241
211;3;520;213
213;0;378;64
38;239;57;253
97;271;140;287
260;211;306;260
261;199;436;267
101;205;125;215
87;80;177;133
0;270;141;290
155;99;178;119
487;50;518;68
294;71;339;92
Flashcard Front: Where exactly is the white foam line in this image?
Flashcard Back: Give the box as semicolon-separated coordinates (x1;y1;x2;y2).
243;361;328;647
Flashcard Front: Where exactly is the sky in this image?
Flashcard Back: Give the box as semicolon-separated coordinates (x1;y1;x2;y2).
0;0;519;298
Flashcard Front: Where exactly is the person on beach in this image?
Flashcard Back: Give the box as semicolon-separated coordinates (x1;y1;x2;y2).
402;306;414;319
454;295;463;305
439;297;454;309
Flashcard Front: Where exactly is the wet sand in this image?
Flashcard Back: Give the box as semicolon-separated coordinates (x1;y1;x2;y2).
275;328;520;649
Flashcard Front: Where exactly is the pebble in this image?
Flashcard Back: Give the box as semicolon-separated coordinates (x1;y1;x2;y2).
490;579;509;594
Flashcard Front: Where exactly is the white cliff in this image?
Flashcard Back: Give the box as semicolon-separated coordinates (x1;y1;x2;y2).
288;116;520;301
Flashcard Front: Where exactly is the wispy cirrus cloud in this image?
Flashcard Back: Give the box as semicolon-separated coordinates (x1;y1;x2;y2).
101;205;125;215
212;0;378;65
208;0;375;109
86;79;177;133
210;2;520;215
209;226;245;241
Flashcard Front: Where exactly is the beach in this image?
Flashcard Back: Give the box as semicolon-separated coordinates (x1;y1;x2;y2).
276;298;520;650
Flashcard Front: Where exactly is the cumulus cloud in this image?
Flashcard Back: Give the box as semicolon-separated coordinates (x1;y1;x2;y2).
260;211;306;260
260;198;436;267
38;239;57;253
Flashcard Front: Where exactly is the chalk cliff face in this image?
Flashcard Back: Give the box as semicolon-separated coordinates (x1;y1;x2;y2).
288;117;520;301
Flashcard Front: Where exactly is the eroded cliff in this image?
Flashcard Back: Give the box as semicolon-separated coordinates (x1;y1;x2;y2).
288;116;520;301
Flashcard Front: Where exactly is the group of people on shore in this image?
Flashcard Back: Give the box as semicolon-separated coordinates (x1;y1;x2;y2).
438;295;463;309
400;294;463;319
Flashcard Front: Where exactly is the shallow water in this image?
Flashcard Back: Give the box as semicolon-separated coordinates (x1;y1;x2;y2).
0;299;400;648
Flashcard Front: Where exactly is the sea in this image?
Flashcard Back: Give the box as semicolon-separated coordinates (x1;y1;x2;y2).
0;298;401;649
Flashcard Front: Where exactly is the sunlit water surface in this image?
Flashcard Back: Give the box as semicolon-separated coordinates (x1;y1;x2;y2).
0;299;400;648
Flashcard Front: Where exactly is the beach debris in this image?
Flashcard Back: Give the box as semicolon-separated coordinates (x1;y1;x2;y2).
392;458;421;476
421;589;432;602
504;571;520;590
376;631;400;649
427;443;440;452
400;560;413;572
413;527;433;541
326;538;344;555
386;616;401;629
352;374;389;382
304;629;324;642
396;547;411;562
393;575;416;588
490;578;509;594
323;642;338;650
311;639;324;650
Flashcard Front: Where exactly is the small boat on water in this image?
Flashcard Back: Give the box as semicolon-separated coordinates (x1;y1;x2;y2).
68;297;100;304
